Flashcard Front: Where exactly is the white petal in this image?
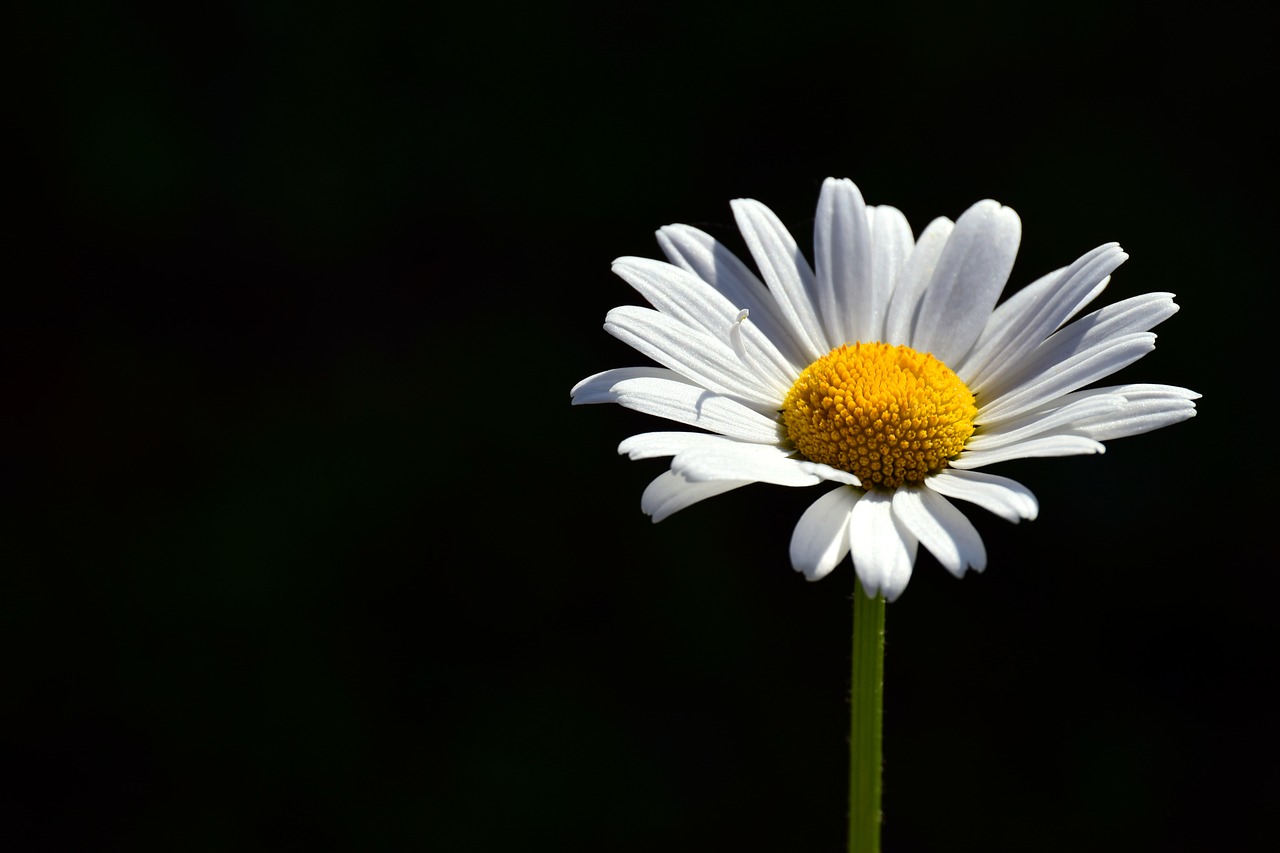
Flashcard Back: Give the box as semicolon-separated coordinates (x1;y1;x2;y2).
612;256;797;390
731;198;828;357
891;487;987;578
571;367;689;404
911;200;1022;365
604;305;781;405
849;489;918;601
790;486;861;581
925;469;1038;523
641;470;751;522
883;216;953;345
977;293;1177;417
864;204;914;343
655;224;810;369
951;434;1106;468
671;443;823;487
613;256;730;332
960;244;1126;394
1076;404;1197;441
813;178;873;347
604;376;784;444
618;431;770;460
1056;383;1199;441
968;394;1128;449
976;333;1157;423
957;264;1070;382
795;460;862;487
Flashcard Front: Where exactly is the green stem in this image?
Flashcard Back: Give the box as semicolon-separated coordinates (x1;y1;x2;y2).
849;578;885;853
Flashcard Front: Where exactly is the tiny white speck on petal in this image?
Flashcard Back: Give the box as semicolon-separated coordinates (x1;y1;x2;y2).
728;308;751;363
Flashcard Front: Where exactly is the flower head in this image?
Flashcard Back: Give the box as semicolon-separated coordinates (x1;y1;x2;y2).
572;179;1198;601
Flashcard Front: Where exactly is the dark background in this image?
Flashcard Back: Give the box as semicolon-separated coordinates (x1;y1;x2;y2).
8;1;1273;851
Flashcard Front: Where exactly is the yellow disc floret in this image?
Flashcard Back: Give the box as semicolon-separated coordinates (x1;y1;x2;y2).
782;342;977;490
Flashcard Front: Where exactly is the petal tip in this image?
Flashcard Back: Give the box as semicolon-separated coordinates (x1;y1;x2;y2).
798;562;835;582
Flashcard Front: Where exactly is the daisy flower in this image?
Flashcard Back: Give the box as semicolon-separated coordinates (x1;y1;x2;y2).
571;178;1197;601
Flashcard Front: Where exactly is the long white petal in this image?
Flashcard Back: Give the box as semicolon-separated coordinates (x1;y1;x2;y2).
925;469;1038;523
731;198;829;358
605;305;781;405
613;256;732;331
979;292;1178;417
612;256;797;391
951;434;1106;468
641;470;752;522
892;487;987;577
604;376;784;444
795;461;863;487
1076;403;1198;441
968;394;1128;449
655;224;810;369
622;432;860;490
1055;383;1200;441
976;333;1157;423
958;264;1066;380
911;200;1021;365
619;431;771;460
864;204;914;343
849;489;918;601
883;216;953;345
571;367;690;404
961;244;1126;393
671;444;824;487
814;178;872;347
790;486;861;581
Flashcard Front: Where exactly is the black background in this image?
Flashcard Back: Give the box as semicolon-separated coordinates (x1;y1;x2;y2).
8;1;1274;851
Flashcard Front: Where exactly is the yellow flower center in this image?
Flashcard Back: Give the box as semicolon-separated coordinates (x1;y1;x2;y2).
781;342;977;490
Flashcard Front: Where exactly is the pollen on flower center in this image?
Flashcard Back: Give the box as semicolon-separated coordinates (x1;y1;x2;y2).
781;342;978;490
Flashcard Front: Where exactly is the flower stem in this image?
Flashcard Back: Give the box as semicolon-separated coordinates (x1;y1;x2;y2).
849;578;885;853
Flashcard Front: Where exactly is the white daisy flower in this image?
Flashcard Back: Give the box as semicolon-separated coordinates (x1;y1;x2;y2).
572;178;1198;601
